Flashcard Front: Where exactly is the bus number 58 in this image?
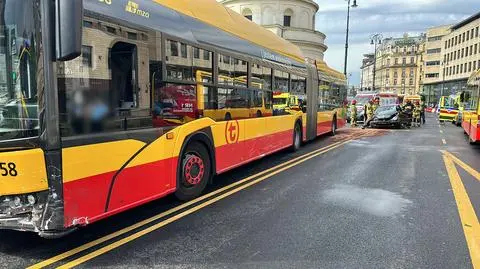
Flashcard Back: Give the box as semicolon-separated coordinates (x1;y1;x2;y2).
0;162;17;176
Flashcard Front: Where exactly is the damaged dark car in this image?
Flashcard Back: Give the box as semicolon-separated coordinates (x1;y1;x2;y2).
370;105;410;129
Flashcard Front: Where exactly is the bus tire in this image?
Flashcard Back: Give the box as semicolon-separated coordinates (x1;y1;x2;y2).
175;141;211;201
256;110;262;117
291;122;302;152
224;113;232;121
329;116;337;136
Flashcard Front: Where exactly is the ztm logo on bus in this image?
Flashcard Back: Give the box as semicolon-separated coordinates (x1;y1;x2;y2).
225;120;240;144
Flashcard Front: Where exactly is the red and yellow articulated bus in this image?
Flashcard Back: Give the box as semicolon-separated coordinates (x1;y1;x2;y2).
462;69;480;144
0;0;346;237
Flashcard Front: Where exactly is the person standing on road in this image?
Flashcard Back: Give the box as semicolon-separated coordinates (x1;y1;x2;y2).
350;100;358;127
420;100;426;124
413;101;421;127
362;99;375;129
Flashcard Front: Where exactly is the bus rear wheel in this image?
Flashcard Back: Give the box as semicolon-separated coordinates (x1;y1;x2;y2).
291;122;301;152
175;142;211;201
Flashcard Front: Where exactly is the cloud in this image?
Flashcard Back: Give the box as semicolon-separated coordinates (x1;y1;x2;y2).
314;0;478;86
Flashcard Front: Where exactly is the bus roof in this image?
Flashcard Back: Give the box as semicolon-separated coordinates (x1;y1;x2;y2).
316;59;346;84
152;0;305;65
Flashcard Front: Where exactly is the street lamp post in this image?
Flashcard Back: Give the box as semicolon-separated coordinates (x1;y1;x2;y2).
370;33;382;91
343;0;358;76
441;61;448;98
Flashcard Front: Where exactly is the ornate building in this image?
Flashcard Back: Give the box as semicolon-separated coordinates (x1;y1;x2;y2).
373;34;426;94
217;0;328;61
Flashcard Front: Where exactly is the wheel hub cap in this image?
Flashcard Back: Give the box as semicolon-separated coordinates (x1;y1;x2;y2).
184;155;205;185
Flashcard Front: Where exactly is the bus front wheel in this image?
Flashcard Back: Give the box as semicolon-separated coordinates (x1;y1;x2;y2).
175;141;211;201
225;113;232;121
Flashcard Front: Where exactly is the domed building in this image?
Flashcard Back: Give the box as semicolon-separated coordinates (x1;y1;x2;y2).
217;0;328;61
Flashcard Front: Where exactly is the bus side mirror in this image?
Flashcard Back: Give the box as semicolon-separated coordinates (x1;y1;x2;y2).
55;0;83;61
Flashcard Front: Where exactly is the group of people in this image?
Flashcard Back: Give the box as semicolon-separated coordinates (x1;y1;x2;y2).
402;100;426;127
349;97;380;128
349;97;426;129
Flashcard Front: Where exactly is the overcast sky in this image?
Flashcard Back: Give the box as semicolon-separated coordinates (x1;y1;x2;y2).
315;0;478;86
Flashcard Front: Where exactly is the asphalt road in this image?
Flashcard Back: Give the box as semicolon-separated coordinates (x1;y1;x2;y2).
1;113;479;269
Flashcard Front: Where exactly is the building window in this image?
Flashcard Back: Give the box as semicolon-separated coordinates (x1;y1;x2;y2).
454;36;457;45
470;45;473;56
181;43;187;58
409;78;414;85
471;29;474;39
475;44;478;54
283;16;291;27
396;47;399;53
462;32;465;42
410;57;414;64
402;58;406;64
428;36;442;42
242;8;253;21
394;79;397;85
426;48;441;54
460;64;463;73
395;58;398;64
464;63;467;72
425;73;439;78
193;47;200;59
469;61;472;72
394;71;398;78
283;9;293;27
445;40;448;49
203;50;210;60
466;47;469;56
426;61;441;66
127;32;137;40
387;58;390;66
170;41;178;57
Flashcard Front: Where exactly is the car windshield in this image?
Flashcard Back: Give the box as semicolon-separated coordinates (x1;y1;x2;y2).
375;105;397;113
0;0;41;141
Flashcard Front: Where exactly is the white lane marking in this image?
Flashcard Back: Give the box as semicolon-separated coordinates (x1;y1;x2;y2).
442;139;447;145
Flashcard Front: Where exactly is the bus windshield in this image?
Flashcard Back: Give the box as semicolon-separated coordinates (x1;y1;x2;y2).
0;0;41;141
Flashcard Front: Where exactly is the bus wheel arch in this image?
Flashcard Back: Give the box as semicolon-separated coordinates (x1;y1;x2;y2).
175;131;215;201
256;110;262;117
224;113;232;121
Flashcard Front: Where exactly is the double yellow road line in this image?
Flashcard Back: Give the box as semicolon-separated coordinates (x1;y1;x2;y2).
441;150;480;269
29;130;378;269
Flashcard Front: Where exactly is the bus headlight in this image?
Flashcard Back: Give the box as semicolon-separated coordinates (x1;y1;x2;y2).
27;195;36;205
